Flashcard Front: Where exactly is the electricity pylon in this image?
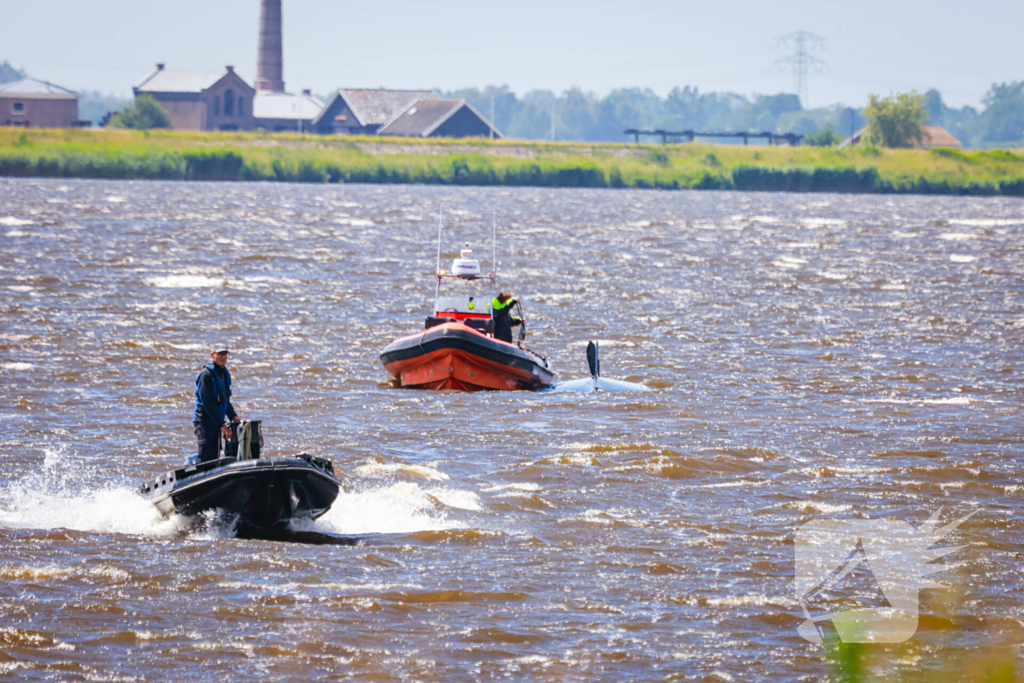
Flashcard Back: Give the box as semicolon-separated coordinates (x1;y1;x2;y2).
775;30;828;108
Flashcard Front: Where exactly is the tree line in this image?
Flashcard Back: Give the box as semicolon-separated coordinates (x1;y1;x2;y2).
438;84;1023;148
3;58;1022;147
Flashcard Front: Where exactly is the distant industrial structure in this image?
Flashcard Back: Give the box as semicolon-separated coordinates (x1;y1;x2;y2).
774;30;828;109
625;128;804;146
0;77;89;129
127;0;500;138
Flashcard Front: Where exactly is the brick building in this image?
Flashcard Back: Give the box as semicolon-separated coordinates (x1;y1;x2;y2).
130;0;501;139
0;78;83;128
133;64;255;131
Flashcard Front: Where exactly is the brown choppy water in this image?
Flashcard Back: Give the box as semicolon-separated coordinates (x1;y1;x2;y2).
0;178;1021;681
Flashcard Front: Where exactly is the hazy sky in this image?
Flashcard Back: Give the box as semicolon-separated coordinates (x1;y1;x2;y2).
3;0;1020;109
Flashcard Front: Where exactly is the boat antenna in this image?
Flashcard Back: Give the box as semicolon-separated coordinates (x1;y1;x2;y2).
433;204;443;310
492;208;497;298
435;204;443;275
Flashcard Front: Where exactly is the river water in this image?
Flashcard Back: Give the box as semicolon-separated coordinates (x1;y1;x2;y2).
0;178;1021;681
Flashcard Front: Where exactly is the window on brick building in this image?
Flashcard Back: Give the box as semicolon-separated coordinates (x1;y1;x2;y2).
224;89;235;116
13;102;24;114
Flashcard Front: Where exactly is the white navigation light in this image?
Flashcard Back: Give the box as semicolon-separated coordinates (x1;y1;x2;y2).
452;242;481;277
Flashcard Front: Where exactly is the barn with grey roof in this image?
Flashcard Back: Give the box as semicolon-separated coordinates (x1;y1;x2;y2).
377;99;501;139
311;89;434;135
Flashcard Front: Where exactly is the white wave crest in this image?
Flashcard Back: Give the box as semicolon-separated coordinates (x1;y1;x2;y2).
353;461;449;481
949;218;1023;227
145;275;227;289
0;216;33;226
0;446;186;537
309;481;465;535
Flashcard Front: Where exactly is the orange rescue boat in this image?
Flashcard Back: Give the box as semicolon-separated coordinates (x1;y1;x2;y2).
380;237;553;391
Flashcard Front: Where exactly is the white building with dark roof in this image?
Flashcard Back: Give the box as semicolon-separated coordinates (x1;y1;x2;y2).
1;78;84;129
253;90;323;132
133;64;255;131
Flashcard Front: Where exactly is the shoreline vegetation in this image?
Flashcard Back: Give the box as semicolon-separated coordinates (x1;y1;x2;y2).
2;129;1023;196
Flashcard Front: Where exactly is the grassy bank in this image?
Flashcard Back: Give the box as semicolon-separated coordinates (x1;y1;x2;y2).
2;128;1024;195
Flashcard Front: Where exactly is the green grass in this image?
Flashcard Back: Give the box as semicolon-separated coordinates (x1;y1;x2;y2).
2;128;1023;195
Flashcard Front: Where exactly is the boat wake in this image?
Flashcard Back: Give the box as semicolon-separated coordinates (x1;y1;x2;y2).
0;446;473;542
0;446;186;538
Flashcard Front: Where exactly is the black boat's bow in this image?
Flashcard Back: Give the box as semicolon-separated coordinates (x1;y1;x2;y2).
140;454;341;531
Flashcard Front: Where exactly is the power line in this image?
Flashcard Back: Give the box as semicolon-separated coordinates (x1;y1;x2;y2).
774;30;828;108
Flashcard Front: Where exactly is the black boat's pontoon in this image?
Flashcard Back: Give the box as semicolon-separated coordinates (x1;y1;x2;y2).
139;422;341;530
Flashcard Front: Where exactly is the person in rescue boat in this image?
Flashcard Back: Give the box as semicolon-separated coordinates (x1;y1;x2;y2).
192;344;240;463
491;292;523;344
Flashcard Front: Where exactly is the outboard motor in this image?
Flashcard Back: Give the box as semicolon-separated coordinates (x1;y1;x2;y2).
225;420;263;460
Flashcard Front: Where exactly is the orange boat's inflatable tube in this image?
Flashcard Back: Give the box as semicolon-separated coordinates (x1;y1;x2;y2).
380;323;554;391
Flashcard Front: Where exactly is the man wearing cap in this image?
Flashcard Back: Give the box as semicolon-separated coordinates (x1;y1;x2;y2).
193;344;240;463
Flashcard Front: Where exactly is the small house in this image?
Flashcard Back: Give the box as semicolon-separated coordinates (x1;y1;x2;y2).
915;126;963;150
838;124;963;150
0;78;85;128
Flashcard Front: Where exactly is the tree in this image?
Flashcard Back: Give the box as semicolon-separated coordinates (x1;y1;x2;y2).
79;91;133;126
923;88;944;123
110;95;172;130
978;82;1024;145
507;90;556;140
592;88;663;141
437;84;517;136
921;87;979;148
558;87;597;141
0;60;25;84
863;92;927;148
804;124;842;146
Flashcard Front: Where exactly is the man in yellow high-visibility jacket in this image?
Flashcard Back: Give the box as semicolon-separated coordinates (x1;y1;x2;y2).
491;292;522;343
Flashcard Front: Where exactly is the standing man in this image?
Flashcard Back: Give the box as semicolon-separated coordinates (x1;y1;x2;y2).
491;292;523;344
193;344;240;463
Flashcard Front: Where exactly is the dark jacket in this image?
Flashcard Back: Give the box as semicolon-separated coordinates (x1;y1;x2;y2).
491;297;522;344
193;361;236;427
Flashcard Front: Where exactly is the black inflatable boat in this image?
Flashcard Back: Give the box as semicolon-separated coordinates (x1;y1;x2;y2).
139;422;341;530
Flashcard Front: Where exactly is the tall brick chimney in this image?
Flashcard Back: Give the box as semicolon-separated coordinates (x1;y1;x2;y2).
255;0;285;92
